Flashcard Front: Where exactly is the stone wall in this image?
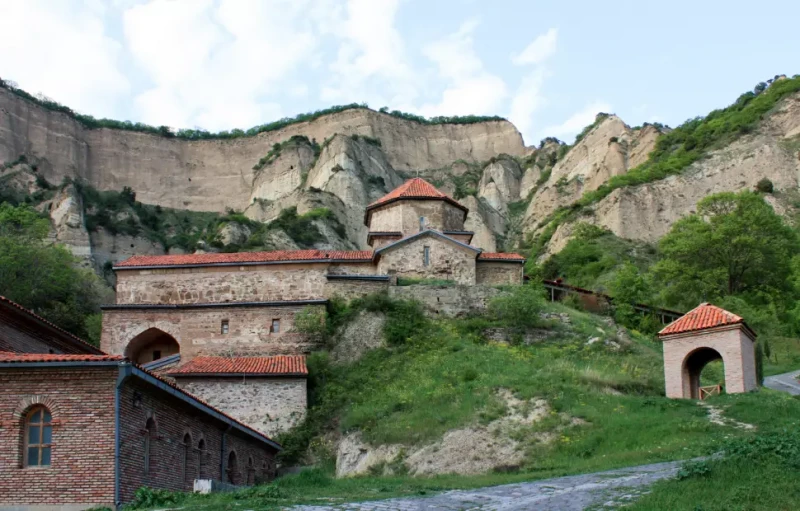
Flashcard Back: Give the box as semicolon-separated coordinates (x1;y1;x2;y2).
661;326;757;398
475;261;524;285
177;378;307;437
389;285;502;317
368;200;466;237
101;304;324;362
116;262;379;305
325;278;390;300
377;235;477;285
0;367;117;509
115;264;330;304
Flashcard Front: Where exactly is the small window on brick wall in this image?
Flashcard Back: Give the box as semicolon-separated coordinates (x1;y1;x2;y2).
24;406;52;467
144;418;156;475
221;319;229;334
271;319;281;333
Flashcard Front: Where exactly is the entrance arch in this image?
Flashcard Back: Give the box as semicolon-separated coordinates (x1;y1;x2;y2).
125;328;180;365
658;303;758;399
682;347;724;399
226;451;238;485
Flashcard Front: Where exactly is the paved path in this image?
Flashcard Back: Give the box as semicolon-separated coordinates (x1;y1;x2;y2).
289;460;684;511
764;369;800;395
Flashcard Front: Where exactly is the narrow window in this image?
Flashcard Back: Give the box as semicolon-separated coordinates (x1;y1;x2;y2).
226;451;237;484
24;406;52;467
152;350;162;361
182;433;192;483
423;246;430;267
419;216;426;231
221;319;229;334
247;456;255;485
271;319;281;333
144;418;155;475
196;438;206;479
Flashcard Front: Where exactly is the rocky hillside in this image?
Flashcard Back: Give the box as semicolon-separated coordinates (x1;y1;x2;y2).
1;76;800;273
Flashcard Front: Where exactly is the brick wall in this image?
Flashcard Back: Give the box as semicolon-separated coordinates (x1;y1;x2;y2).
101;304;325;361
475;262;523;285
0;367;117;508
118;377;278;503
661;325;758;398
177;378;307;437
377;235;477;284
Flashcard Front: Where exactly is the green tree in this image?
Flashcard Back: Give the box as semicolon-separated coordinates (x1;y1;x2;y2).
653;191;798;309
0;203;107;341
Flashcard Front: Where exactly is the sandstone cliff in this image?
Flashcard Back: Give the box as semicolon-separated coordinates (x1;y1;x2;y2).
3;81;800;270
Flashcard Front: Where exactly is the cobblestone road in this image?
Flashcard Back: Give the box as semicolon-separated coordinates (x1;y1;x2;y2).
288;460;684;511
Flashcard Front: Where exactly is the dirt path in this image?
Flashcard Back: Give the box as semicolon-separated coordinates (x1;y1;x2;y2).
288;460;685;511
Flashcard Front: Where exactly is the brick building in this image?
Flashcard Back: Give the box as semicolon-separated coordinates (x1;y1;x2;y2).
0;352;281;510
100;178;525;436
659;303;758;399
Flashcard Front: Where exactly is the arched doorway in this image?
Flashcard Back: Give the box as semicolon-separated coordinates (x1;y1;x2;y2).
125;328;179;365
683;347;724;399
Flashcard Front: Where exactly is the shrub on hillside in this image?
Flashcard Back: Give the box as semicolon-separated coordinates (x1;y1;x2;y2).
756;177;774;193
488;283;547;334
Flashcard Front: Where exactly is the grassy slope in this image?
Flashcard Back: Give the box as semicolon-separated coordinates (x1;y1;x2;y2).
130;292;800;510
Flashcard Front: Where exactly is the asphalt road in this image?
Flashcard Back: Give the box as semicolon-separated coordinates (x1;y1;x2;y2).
763;369;800;395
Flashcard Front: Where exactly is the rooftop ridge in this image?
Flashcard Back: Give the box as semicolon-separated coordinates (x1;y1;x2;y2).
658;303;751;337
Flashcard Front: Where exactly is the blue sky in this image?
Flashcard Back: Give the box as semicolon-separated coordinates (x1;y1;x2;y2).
1;0;798;146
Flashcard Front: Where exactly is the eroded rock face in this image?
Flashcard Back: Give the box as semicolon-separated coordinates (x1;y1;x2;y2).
47;185;92;260
478;159;522;214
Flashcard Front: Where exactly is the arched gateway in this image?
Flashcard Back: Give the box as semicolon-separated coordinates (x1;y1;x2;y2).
658;303;757;399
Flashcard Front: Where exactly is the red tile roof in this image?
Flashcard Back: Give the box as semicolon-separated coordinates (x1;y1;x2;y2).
658;303;752;337
167;355;308;376
477;252;526;261
116;250;374;269
0;351;122;363
0;296;104;354
365;178;468;223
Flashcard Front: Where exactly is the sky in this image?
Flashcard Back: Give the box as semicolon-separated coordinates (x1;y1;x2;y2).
1;0;798;146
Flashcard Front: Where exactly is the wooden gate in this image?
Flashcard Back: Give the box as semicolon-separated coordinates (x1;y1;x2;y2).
699;385;721;400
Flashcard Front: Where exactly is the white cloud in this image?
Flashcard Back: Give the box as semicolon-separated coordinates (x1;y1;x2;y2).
417;20;507;117
507;28;558;144
0;0;130;117
123;0;327;130
542;101;613;140
320;0;417;107
509;68;548;144
512;28;558;66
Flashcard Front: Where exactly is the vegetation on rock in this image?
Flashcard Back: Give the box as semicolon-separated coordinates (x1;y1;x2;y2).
0;203;107;342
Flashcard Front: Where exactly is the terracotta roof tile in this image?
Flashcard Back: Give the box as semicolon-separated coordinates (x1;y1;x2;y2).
0;351;122;363
477;252;526;261
0;296;104;354
116;250;374;269
658;303;749;336
167;355;307;376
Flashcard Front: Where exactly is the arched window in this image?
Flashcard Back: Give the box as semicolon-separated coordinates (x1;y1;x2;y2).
196;438;206;479
143;418;156;475
226;451;237;484
24;406;52;467
182;433;192;483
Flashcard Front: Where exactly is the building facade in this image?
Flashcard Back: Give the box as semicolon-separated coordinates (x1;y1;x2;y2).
100;178;525;436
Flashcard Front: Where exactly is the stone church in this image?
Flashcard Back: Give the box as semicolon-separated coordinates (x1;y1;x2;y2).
100;178;525;436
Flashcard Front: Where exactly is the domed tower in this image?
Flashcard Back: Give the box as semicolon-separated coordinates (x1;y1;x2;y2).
364;178;472;248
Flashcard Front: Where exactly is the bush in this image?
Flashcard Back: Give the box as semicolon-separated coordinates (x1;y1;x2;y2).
756;178;774;193
488;283;547;334
127;487;186;509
